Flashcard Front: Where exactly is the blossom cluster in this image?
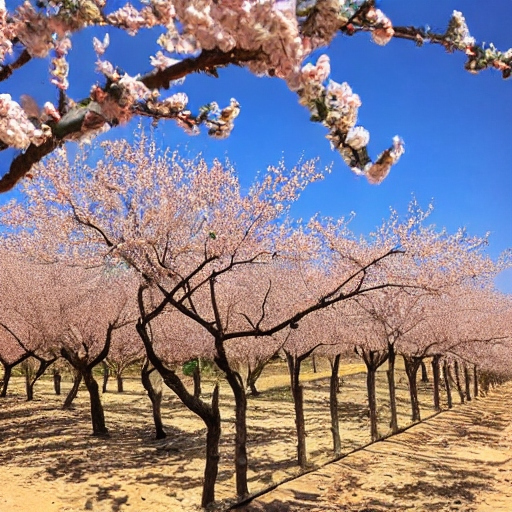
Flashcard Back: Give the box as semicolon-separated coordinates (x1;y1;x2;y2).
0;94;51;149
293;54;404;183
365;6;394;46
445;10;475;50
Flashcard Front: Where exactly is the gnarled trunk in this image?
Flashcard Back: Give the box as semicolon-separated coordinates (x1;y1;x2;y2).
246;363;264;397
0;364;12;397
141;360;166;439
116;373;124;393
63;370;82;408
24;356;56;401
329;354;342;456
386;343;398;434
83;368;109;436
464;364;471;401
53;368;62;395
214;348;249;498
442;361;453;409
193;363;201;398
137;317;221;508
203;385;221;507
431;355;441;412
285;350;308;468
473;365;479;399
420;361;429;382
403;355;422;422
453;360;465;404
358;348;389;442
101;361;109;393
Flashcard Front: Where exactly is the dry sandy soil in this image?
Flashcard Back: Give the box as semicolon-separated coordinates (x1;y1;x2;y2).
0;360;511;512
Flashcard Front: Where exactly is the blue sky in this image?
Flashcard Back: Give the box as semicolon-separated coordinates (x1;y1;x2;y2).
1;1;511;291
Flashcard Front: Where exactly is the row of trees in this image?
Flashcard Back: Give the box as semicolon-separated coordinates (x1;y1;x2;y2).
0;136;510;508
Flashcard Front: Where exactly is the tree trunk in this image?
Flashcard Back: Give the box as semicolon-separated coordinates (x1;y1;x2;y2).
102;361;109;393
82;368;109;436
286;351;308;468
329;354;342;456
431;355;441;412
453;360;465;404
116;373;124;393
63;370;82;408
358;348;388;443
24;363;34;401
443;361;453;409
0;364;13;397
141;360;166;439
215;348;250;497
193;363;201;398
136;317;221;508
53;369;62;395
464;364;471;401
246;363;264;397
25;357;56;401
367;366;379;441
420;361;429;382
473;365;479;399
403;355;421;422
386;344;398;434
202;385;221;509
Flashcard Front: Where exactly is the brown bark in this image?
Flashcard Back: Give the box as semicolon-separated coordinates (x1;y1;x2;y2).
473;365;479;399
53;368;62;395
464;364;472;401
431;355;441;412
420;361;429;382
443;361;453;409
136;317;221;508
359;348;389;442
202;385;221;509
60;323;114;434
82;368;109;436
367;367;378;441
0;364;12;397
454;360;465;404
63;370;82;408
24;356;56;401
116;373;124;393
329;354;342;456
192;363;201;398
102;361;109;393
285;350;310;468
141;359;166;440
403;355;422;422
214;348;250;497
386;343;398;433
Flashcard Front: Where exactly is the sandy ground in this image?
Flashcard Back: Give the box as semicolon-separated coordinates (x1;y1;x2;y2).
0;361;510;512
237;384;512;512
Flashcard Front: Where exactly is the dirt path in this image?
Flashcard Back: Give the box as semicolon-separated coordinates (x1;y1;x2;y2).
235;383;512;512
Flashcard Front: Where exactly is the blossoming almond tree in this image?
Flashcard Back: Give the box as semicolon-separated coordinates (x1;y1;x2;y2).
0;252;135;434
0;320;31;397
105;323;145;393
0;249;60;399
0;1;510;190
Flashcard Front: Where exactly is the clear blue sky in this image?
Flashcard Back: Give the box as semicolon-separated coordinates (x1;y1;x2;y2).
1;1;511;290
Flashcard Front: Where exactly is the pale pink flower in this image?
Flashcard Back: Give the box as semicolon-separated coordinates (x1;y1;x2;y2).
345;126;370;150
92;33;110;56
